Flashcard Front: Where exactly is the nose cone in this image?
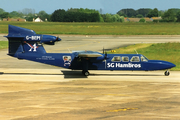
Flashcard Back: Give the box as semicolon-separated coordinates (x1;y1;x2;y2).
161;61;176;69
168;62;176;68
148;60;176;70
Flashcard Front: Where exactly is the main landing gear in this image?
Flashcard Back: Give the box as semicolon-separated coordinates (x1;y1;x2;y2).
164;70;170;76
82;70;89;76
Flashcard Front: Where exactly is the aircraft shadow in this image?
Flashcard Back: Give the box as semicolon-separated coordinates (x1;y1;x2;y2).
61;71;88;78
0;72;62;76
90;73;162;76
61;71;163;77
0;71;88;79
0;71;163;79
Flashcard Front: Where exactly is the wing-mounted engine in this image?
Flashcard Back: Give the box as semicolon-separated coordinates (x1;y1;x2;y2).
71;51;109;76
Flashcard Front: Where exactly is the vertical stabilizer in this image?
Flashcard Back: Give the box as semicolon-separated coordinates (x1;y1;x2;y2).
5;25;46;57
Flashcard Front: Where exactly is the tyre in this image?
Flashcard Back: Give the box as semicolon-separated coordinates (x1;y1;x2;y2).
164;71;170;76
82;71;89;76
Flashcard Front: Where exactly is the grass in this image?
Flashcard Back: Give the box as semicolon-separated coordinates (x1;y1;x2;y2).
1;22;180;35
0;41;8;49
108;42;180;70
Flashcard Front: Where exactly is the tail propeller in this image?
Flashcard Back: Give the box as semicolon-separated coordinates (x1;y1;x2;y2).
56;36;61;42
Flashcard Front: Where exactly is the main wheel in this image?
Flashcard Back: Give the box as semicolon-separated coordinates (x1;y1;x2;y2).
82;71;89;76
164;71;170;76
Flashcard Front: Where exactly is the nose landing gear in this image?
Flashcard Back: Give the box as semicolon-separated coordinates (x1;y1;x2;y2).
164;70;170;76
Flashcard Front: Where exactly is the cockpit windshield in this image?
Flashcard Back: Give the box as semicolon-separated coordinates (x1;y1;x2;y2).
141;55;148;62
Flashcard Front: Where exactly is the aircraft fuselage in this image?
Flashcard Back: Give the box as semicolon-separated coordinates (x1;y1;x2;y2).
16;52;175;72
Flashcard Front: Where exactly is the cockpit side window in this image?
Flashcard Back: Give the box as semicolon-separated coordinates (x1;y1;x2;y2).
130;56;140;62
141;55;148;62
111;56;121;62
122;56;129;62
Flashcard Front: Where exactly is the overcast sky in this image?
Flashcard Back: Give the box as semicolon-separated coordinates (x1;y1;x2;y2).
1;0;180;14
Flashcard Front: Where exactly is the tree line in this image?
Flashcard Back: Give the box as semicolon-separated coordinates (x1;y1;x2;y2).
0;8;50;21
117;8;157;18
117;8;180;22
51;9;101;22
1;7;180;22
51;8;124;22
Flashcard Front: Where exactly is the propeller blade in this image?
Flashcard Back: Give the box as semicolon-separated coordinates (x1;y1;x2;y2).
103;47;108;59
56;36;61;41
105;52;107;59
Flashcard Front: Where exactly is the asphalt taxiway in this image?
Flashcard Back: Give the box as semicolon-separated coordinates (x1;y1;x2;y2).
0;35;180;120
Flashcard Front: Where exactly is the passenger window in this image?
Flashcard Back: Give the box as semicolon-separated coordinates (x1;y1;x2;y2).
130;56;140;62
122;56;129;62
112;56;121;62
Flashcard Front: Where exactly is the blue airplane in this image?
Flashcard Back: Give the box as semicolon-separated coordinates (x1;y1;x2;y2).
5;25;176;76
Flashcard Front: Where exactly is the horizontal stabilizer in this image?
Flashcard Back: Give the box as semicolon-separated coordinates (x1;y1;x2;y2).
4;25;61;57
5;25;61;44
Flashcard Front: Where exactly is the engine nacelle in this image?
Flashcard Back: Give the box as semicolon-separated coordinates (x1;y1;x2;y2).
23;35;61;45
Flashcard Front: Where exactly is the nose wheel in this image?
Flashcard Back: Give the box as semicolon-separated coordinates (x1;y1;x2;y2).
164;70;170;76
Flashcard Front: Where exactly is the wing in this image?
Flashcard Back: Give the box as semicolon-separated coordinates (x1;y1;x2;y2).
78;53;102;57
70;51;106;75
73;51;102;58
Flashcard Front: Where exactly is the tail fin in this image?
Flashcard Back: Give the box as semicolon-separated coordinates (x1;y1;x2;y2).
22;41;46;54
5;25;46;57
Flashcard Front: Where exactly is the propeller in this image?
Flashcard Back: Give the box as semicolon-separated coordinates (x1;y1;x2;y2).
56;36;61;42
103;47;108;59
45;36;60;45
105;52;107;59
